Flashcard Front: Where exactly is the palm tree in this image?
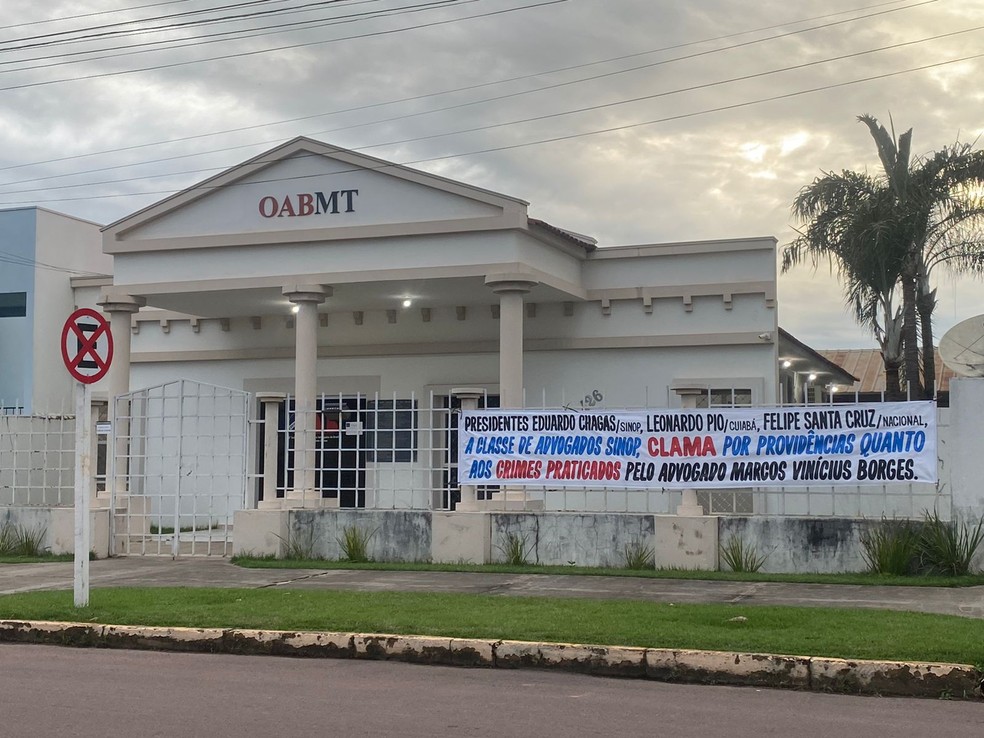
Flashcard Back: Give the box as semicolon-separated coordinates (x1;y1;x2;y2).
784;170;907;398
905;143;984;395
858;116;984;398
786;116;984;399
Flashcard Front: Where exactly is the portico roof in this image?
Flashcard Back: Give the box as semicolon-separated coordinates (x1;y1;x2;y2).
102;136;532;241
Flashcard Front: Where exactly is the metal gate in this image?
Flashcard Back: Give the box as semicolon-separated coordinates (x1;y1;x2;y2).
110;380;250;556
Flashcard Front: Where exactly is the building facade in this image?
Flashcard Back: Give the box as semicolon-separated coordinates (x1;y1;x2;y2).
0;207;108;413
69;137;792;511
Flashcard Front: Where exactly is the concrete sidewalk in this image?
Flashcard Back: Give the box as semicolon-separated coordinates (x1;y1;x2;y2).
2;557;982;618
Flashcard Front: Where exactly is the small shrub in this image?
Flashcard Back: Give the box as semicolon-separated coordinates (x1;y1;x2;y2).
720;535;768;573
860;517;921;575
277;527;320;560
0;522;15;554
0;522;49;557
337;525;377;563
497;532;532;565
622;540;655;570
918;509;984;576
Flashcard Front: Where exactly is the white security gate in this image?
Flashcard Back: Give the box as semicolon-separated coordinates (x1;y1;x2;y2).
111;380;250;556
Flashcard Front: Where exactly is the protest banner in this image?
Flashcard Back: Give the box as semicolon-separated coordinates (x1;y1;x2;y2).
458;402;936;489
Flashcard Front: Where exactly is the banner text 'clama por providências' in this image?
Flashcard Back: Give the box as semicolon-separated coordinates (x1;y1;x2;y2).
458;402;937;489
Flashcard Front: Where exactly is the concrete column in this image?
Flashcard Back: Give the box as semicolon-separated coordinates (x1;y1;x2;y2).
484;275;542;512
256;392;286;510
96;293;145;501
485;274;538;409
451;387;485;512
97;294;145;407
673;386;706;516
283;285;330;507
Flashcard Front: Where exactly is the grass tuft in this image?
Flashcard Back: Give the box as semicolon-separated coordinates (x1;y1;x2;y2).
622;540;655;570
277;527;320;560
720;535;768;573
497;532;533;566
336;525;377;563
860;517;921;575
0;522;49;557
918;509;984;576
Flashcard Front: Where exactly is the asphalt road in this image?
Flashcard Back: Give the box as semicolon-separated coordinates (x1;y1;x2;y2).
2;644;982;737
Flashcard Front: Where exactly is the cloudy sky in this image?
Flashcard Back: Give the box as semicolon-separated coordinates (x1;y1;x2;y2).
1;0;983;348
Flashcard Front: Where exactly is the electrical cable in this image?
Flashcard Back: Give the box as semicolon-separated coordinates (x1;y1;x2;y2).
0;0;946;190
0;0;935;176
1;17;978;195
0;0;566;93
3;47;979;208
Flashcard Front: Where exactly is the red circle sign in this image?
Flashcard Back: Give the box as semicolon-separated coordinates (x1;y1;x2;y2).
61;308;114;384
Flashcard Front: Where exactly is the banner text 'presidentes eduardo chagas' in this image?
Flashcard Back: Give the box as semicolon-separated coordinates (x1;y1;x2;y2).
458;402;937;489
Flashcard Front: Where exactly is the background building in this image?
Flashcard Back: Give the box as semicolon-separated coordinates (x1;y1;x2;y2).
0;207;108;413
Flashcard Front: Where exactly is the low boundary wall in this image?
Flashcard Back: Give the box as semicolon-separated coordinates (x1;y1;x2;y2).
1;506;111;559
233;509;934;574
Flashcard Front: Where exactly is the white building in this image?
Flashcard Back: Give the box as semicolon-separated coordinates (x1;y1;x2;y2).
74;137;802;512
16;137;965;569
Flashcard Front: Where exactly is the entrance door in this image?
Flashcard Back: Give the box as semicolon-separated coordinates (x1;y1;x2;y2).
258;396;366;507
315;398;366;507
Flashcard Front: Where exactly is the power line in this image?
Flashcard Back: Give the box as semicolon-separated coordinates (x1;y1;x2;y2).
0;1;457;73
0;0;196;34
0;0;564;93
0;249;107;276
0;0;941;187
4;48;980;208
0;1;369;53
4;21;980;197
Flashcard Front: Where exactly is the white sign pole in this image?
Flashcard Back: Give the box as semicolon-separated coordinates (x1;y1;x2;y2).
74;380;91;608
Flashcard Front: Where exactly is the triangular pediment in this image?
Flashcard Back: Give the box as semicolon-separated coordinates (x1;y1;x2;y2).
103;137;529;248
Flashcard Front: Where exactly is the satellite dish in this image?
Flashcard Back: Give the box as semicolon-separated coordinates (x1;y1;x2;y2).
939;314;984;377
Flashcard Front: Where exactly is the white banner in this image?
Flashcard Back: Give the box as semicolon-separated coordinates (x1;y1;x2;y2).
458;402;937;489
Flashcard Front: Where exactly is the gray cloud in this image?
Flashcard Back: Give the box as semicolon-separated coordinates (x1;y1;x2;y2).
2;0;983;347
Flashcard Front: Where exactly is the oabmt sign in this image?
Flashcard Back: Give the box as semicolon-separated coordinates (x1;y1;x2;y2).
258;189;359;219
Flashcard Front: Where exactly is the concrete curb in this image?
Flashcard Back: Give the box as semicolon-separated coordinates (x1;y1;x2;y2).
1;620;981;700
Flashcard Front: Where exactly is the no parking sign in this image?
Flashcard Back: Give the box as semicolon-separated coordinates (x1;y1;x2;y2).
61;308;113;384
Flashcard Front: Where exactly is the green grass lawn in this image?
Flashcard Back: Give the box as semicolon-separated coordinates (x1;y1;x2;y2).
0;587;981;666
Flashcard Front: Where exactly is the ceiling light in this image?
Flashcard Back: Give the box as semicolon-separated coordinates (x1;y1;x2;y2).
782;360;791;368
402;299;413;308
291;305;300;314
808;373;817;381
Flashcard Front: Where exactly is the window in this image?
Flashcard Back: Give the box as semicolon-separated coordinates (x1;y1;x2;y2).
695;387;752;408
0;292;27;318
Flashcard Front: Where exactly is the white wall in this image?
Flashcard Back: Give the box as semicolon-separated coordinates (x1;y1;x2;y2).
111;230;568;287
